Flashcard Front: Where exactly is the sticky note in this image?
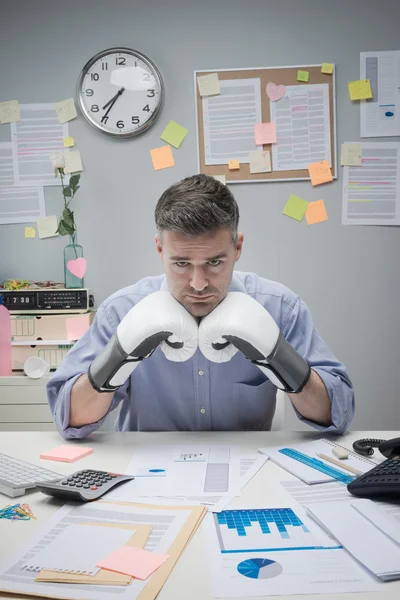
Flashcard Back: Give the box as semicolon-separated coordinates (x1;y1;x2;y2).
40;445;94;463
150;145;175;170
254;123;277;145
63;136;75;148
160;120;188;148
348;80;372;101
66;314;92;341
213;174;226;184
197;73;220;96
96;546;170;580
64;150;83;173
228;159;240;170
249;150;271;174
266;82;286;102
0;100;20;124
305;200;328;225
36;215;59;239
55;98;77;124
282;194;309;221
341;143;362;166
24;227;36;239
321;63;334;74
297;70;309;83
308;160;333;186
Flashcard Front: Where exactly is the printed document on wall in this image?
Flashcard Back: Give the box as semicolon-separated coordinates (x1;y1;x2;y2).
342;142;400;225
270;83;332;171
202;78;262;165
0;142;45;224
11;103;69;187
360;50;400;137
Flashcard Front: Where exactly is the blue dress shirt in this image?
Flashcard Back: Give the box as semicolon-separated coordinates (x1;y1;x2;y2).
47;272;354;439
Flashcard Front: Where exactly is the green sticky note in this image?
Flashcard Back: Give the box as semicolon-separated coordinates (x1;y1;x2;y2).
297;70;309;83
282;194;309;221
160;120;188;149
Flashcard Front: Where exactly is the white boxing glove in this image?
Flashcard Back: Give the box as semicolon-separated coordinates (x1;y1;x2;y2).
199;292;310;393
89;291;198;392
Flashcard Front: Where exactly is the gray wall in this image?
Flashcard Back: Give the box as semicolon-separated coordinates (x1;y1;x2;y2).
1;0;399;430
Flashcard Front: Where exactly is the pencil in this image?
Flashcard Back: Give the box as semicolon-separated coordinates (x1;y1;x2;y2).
316;453;362;476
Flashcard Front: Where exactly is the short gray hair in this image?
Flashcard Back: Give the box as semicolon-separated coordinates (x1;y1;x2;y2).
155;174;239;244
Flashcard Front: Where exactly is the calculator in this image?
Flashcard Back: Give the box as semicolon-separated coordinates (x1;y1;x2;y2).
35;469;135;502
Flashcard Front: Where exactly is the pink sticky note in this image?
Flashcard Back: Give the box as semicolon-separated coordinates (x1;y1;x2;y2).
266;82;286;102
66;315;91;341
254;123;277;145
97;546;170;580
40;445;94;463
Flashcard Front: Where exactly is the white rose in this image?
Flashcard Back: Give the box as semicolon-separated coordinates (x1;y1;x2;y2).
50;151;65;169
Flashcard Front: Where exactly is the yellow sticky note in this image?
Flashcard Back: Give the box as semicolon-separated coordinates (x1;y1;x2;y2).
321;63;334;74
254;123;276;145
341;143;362;167
297;70;309;83
64;150;83;174
348;80;372;101
228;159;240;170
305;200;328;225
55;98;77;124
24;227;36;239
308;160;333;186
63;136;75;148
197;73;220;97
150;146;175;170
0;100;20;124
213;175;226;184
249;150;271;174
36;216;59;239
282;195;309;222
160;120;188;148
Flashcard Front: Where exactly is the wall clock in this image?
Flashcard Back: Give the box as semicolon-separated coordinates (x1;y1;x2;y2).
77;47;164;138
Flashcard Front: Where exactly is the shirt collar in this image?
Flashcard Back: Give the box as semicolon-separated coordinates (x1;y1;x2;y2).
160;272;245;293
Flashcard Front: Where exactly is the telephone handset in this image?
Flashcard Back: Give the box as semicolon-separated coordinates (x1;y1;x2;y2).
352;437;400;458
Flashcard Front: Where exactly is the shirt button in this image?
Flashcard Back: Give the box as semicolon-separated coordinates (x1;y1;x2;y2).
198;370;204;376
200;408;206;414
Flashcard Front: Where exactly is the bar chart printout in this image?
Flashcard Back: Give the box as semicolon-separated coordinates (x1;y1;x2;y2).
342;142;400;225
213;508;335;553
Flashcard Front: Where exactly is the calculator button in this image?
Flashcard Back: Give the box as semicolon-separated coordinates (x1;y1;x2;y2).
90;486;98;490
83;484;90;488
62;481;68;485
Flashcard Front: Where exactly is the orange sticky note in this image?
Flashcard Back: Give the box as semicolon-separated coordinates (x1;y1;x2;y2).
40;445;94;463
150;146;175;170
305;200;328;225
228;159;240;170
254;123;276;145
308;160;333;186
96;546;170;580
66;314;92;341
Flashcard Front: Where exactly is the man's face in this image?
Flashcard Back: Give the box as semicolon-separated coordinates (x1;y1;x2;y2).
155;228;244;317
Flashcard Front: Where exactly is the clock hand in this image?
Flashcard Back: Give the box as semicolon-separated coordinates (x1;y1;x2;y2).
102;87;125;110
101;88;126;124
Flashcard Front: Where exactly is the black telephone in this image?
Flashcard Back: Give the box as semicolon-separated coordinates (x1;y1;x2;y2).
347;437;400;501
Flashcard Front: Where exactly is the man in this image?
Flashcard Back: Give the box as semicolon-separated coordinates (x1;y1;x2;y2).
47;174;354;439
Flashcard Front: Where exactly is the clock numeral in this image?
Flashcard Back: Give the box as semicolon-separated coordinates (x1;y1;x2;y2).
101;116;109;124
131;116;140;124
116;120;125;129
85;89;94;97
91;105;99;112
101;62;108;70
143;104;150;112
147;89;155;97
142;73;151;81
116;57;126;65
91;73;99;81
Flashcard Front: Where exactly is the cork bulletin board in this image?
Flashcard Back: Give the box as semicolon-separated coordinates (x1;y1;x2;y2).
195;65;337;183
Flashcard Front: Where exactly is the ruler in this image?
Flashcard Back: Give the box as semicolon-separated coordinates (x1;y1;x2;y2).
279;448;355;484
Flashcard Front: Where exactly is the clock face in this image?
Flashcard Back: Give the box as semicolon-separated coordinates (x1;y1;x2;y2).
77;47;164;138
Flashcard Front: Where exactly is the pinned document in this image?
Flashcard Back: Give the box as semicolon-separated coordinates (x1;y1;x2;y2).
254;122;276;145
341;143;362;166
64;150;83;173
249;150;271;174
308;159;333;186
36;215;59;239
55;98;77;123
228;159;240;170
348;80;372;101
197;73;220;96
297;70;309;82
321;63;334;74
0;100;20;124
63;136;75;148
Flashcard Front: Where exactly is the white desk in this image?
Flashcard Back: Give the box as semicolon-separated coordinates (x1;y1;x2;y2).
0;430;399;600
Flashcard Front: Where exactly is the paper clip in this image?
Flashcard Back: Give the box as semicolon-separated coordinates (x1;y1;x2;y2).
0;503;36;520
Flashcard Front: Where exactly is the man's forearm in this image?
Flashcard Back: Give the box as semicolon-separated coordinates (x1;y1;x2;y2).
287;369;332;426
69;374;115;427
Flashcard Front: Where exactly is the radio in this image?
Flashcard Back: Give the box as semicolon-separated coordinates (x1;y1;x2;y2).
1;288;94;314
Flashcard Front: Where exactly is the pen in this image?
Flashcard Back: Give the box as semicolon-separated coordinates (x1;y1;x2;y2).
316;453;362;476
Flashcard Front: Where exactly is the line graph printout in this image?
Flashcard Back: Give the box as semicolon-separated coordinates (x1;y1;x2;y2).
342;142;400;225
270;83;331;171
202;78;262;165
11;103;69;187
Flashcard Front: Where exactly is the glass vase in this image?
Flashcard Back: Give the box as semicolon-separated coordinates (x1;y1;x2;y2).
64;232;84;289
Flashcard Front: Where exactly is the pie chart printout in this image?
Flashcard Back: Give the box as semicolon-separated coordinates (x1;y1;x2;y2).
237;558;283;580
